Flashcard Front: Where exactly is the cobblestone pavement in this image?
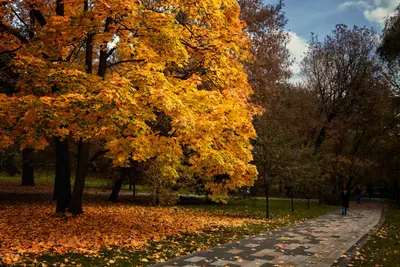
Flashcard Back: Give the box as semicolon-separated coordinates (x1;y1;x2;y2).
151;202;383;267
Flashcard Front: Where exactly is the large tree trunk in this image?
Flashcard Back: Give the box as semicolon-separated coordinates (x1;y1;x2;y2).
54;137;71;213
21;148;35;186
68;139;90;214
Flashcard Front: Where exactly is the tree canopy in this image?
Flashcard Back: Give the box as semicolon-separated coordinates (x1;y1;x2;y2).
0;0;259;201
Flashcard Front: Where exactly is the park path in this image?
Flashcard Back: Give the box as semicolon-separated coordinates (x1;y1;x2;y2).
151;202;384;267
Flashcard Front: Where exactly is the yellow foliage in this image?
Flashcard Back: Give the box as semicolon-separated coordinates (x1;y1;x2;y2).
0;0;259;196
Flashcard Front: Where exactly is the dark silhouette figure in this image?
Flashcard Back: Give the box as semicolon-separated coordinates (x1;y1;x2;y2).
355;186;362;204
340;189;350;215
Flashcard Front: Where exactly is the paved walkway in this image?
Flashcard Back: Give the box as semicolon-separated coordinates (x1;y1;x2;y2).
151;202;383;267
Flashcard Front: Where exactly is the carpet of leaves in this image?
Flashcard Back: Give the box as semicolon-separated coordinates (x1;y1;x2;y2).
0;200;263;265
0;179;337;266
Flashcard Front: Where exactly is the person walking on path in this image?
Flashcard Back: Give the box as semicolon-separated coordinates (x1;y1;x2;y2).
355;186;362;204
367;183;374;199
340;188;350;215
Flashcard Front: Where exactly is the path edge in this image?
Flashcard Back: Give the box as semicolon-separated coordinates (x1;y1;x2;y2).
333;205;387;267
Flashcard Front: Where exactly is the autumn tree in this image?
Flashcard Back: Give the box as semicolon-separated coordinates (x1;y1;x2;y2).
238;0;291;90
379;4;400;199
252;85;314;217
0;0;259;212
0;51;19;176
0;9;36;186
301;24;397;194
293;150;325;208
237;0;293;218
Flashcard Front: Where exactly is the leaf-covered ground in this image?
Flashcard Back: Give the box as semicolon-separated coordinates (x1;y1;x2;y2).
0;183;338;266
349;204;400;267
0;200;259;264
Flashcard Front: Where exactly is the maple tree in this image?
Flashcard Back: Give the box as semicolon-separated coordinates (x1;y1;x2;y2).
0;28;35;186
0;0;259;212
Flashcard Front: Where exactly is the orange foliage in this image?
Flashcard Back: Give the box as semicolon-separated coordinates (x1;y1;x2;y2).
0;0;260;198
0;201;262;265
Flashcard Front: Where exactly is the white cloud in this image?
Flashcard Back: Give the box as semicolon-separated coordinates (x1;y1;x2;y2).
286;31;308;83
339;1;371;10
338;0;398;27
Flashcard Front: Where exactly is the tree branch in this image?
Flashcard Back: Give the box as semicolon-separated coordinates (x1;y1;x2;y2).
0;46;22;54
106;59;145;69
0;22;29;43
89;149;110;165
11;7;29;28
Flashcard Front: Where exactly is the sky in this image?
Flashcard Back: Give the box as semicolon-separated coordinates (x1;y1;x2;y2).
265;0;399;82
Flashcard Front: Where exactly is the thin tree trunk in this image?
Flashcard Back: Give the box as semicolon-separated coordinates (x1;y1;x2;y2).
18;0;45;188
264;183;270;219
67;0;93;214
346;176;354;192
55;137;71;213
68;139;89;214
307;198;310;209
314;126;326;153
21;149;34;186
97;17;112;78
291;188;294;212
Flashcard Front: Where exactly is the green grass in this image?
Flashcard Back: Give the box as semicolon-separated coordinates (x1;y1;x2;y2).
12;199;338;267
349;205;400;267
0;173;150;191
182;198;334;220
